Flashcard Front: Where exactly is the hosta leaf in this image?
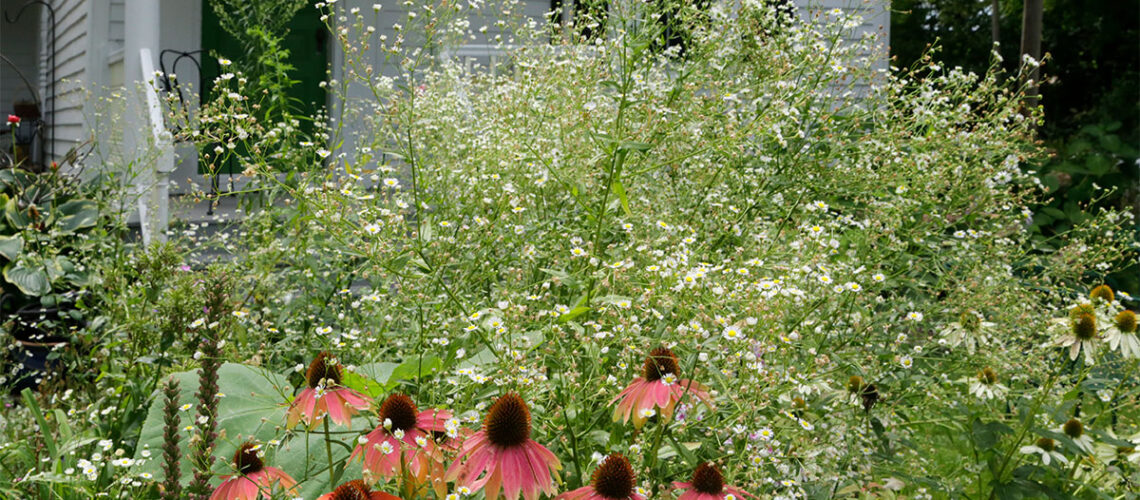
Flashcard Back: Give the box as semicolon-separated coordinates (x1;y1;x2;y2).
0;234;23;260
3;264;50;296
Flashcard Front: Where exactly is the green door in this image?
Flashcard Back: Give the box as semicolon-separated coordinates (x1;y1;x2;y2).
199;1;328;173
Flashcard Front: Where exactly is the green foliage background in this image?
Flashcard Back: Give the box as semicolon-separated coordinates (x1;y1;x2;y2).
891;0;1139;294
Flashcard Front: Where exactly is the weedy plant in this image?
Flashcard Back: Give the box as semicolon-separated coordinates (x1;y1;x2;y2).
0;0;1136;499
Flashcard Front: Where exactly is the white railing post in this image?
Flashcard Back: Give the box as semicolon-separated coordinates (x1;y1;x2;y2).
137;48;174;245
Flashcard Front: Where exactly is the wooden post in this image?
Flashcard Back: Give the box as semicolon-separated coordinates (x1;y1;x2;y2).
1020;0;1043;115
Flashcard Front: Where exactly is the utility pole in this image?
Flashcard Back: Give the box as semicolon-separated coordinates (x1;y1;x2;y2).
1020;0;1044;121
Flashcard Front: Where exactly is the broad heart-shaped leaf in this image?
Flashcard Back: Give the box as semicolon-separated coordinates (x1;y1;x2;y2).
3;264;50;296
344;356;444;398
55;199;98;233
0;234;23;260
134;363;293;481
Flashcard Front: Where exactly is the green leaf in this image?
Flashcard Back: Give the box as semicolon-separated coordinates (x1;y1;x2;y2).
0;234;23;260
350;355;444;395
55;200;99;233
5;197;30;229
557;306;591;324
4;264;51;296
971;418;1012;451
611;180;632;217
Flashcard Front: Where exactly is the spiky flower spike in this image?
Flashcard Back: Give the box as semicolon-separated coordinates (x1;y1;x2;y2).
160;377;182;500
556;454;645;500
671;462;755;500
446;393;561;500
351;394;452;497
613;347;713;428
316;479;400;500
209;441;297;500
1090;285;1115;303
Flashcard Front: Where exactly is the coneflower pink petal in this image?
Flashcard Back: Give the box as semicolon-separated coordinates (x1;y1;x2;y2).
417;409;453;431
484;459;505;500
209;478;236;500
337;388;372;409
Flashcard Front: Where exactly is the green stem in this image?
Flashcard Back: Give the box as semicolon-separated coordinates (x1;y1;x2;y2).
324;417;336;486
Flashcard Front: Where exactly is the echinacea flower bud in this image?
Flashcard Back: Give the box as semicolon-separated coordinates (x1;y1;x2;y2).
306;351;343;388
978;367;998;385
484;392;531;447
1090;285;1114;303
591;454;636;499
847;375;864;394
689;462;725;495
1063;418;1083;439
1072;313;1097;340
1115;310;1137;333
1036;438;1055;452
642;347;680;382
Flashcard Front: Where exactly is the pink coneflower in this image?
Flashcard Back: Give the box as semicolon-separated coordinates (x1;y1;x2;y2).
316;479;400;500
446;393;561;500
287;352;372;428
350;393;452;495
671;462;754;499
210;441;297;500
556;453;645;500
613;347;712;428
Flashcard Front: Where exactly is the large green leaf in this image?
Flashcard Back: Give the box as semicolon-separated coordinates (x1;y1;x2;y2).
344;356;444;398
55;199;99;233
134;363;293;480
0;234;23;260
4;197;30;229
3;264;50;296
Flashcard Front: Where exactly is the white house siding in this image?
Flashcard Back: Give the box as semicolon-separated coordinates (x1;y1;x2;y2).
1;0;41;123
41;0;89;162
796;0;890;96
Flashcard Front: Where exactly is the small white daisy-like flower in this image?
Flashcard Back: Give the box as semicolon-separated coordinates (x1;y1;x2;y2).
364;223;381;235
723;325;743;341
906;311;924;322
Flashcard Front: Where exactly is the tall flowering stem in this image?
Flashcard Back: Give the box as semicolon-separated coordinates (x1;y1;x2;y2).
187;273;233;500
160;377;182;500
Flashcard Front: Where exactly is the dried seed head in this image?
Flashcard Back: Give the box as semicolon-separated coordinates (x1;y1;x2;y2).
484;392;531;448
847;375;864;394
1063;418;1083;439
233;441;264;474
1072;313;1097;340
378;393;419;432
1115;310;1137;333
642;347;680;382
591;454;636;499
305;351;342;388
861;383;879;411
1035;438;1055;452
1090;285;1114;303
689;462;725;495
